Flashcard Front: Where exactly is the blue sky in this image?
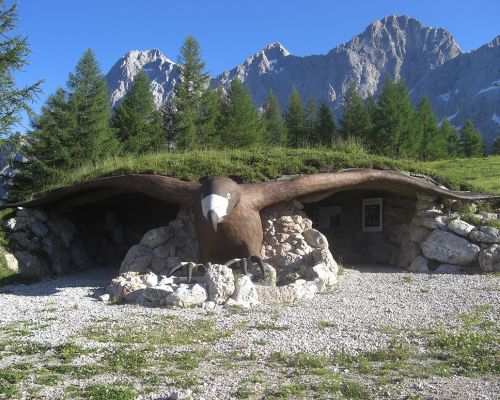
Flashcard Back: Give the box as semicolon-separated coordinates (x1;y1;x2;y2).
10;0;500;131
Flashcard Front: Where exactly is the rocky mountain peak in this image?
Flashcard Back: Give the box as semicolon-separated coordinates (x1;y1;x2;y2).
263;42;290;58
106;48;179;108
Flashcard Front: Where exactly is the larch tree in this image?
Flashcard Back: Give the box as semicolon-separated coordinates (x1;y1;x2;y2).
0;0;42;136
304;94;317;144
440;118;461;157
417;97;446;160
67;49;119;160
340;82;372;142
13;88;75;196
112;70;165;154
284;88;306;147
216;79;263;148
461;120;485;157
174;35;210;150
161;96;177;150
314;102;336;145
262;89;286;146
492;135;500;155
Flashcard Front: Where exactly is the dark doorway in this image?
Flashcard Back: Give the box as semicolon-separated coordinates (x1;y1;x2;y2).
60;193;179;269
304;190;416;266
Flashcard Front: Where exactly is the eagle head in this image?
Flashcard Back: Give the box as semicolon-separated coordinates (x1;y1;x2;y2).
199;177;240;232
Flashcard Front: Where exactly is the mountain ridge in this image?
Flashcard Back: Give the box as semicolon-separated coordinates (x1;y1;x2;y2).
104;14;499;148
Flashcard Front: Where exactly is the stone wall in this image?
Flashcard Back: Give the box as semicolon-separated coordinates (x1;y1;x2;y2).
108;201;339;308
407;197;500;273
1;208;93;277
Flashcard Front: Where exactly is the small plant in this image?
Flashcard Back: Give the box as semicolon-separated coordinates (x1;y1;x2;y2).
83;383;135;400
317;320;335;329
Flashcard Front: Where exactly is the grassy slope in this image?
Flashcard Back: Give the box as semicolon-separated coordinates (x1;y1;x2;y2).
23;143;500;200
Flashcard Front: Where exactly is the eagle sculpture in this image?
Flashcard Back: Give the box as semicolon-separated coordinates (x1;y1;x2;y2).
4;169;498;279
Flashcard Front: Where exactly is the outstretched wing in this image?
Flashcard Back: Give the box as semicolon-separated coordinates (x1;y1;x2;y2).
1;174;201;209
243;169;500;210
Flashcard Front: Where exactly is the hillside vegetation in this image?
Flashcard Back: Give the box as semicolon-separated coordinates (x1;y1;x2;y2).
14;143;500;201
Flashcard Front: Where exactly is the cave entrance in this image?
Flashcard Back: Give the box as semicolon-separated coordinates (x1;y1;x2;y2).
303;189;417;268
59;193;179;269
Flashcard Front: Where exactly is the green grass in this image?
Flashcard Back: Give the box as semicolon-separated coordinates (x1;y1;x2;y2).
13;143;500;201
81;383;136;400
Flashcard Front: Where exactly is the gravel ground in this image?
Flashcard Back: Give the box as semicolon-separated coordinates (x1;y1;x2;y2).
0;266;498;400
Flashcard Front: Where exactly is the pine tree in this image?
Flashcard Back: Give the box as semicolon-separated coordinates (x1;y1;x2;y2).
112;70;165;154
417;97;447;160
304;94;317;144
440;118;461;157
373;78;419;157
0;0;42;135
313;102;336;145
161;96;176;150
461;120;485;157
394;80;420;158
284;88;306;147
13;89;75;196
67;49;118;160
174;36;210;150
198;88;221;148
262;90;286;146
340;82;372;142
492;135;500;155
216;79;263;148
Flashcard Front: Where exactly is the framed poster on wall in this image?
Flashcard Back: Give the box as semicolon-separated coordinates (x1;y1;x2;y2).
362;198;383;232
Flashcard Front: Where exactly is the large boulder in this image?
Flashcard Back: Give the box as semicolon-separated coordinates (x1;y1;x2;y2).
42;233;70;274
478;244;500;272
204;264;235;304
230;275;259;308
107;272;146;302
141;285;176;306
28;218;49;237
119;244;153;274
303;229;329;249
408;256;430;273
447;219;475;237
398;240;421;268
140;226;172;248
3;252;18;272
434;264;464;274
165;283;207;308
254;285;299;304
14;251;49;278
421;230;480;266
469;226;500;244
305;263;337;292
409;224;432;243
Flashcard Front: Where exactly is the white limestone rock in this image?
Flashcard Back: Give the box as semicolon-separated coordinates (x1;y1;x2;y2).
4;253;18;272
230;275;259;307
312;248;339;274
469;226;500;244
478;244;500;272
141;272;159;287
421;230;480;266
408;256;430;273
142;285;175;305
306;264;337;292
290;279;318;300
119;244;153;274
3;217;28;232
165;283;207;307
107;272;146;302
140;226;172;248
448;219;475;237
303;229;329;249
204;264;235;304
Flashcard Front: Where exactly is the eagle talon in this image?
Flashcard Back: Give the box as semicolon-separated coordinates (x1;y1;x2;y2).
224;256;266;280
167;262;205;283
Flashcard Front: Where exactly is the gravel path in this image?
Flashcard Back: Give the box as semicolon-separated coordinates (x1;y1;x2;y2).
0;266;498;399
